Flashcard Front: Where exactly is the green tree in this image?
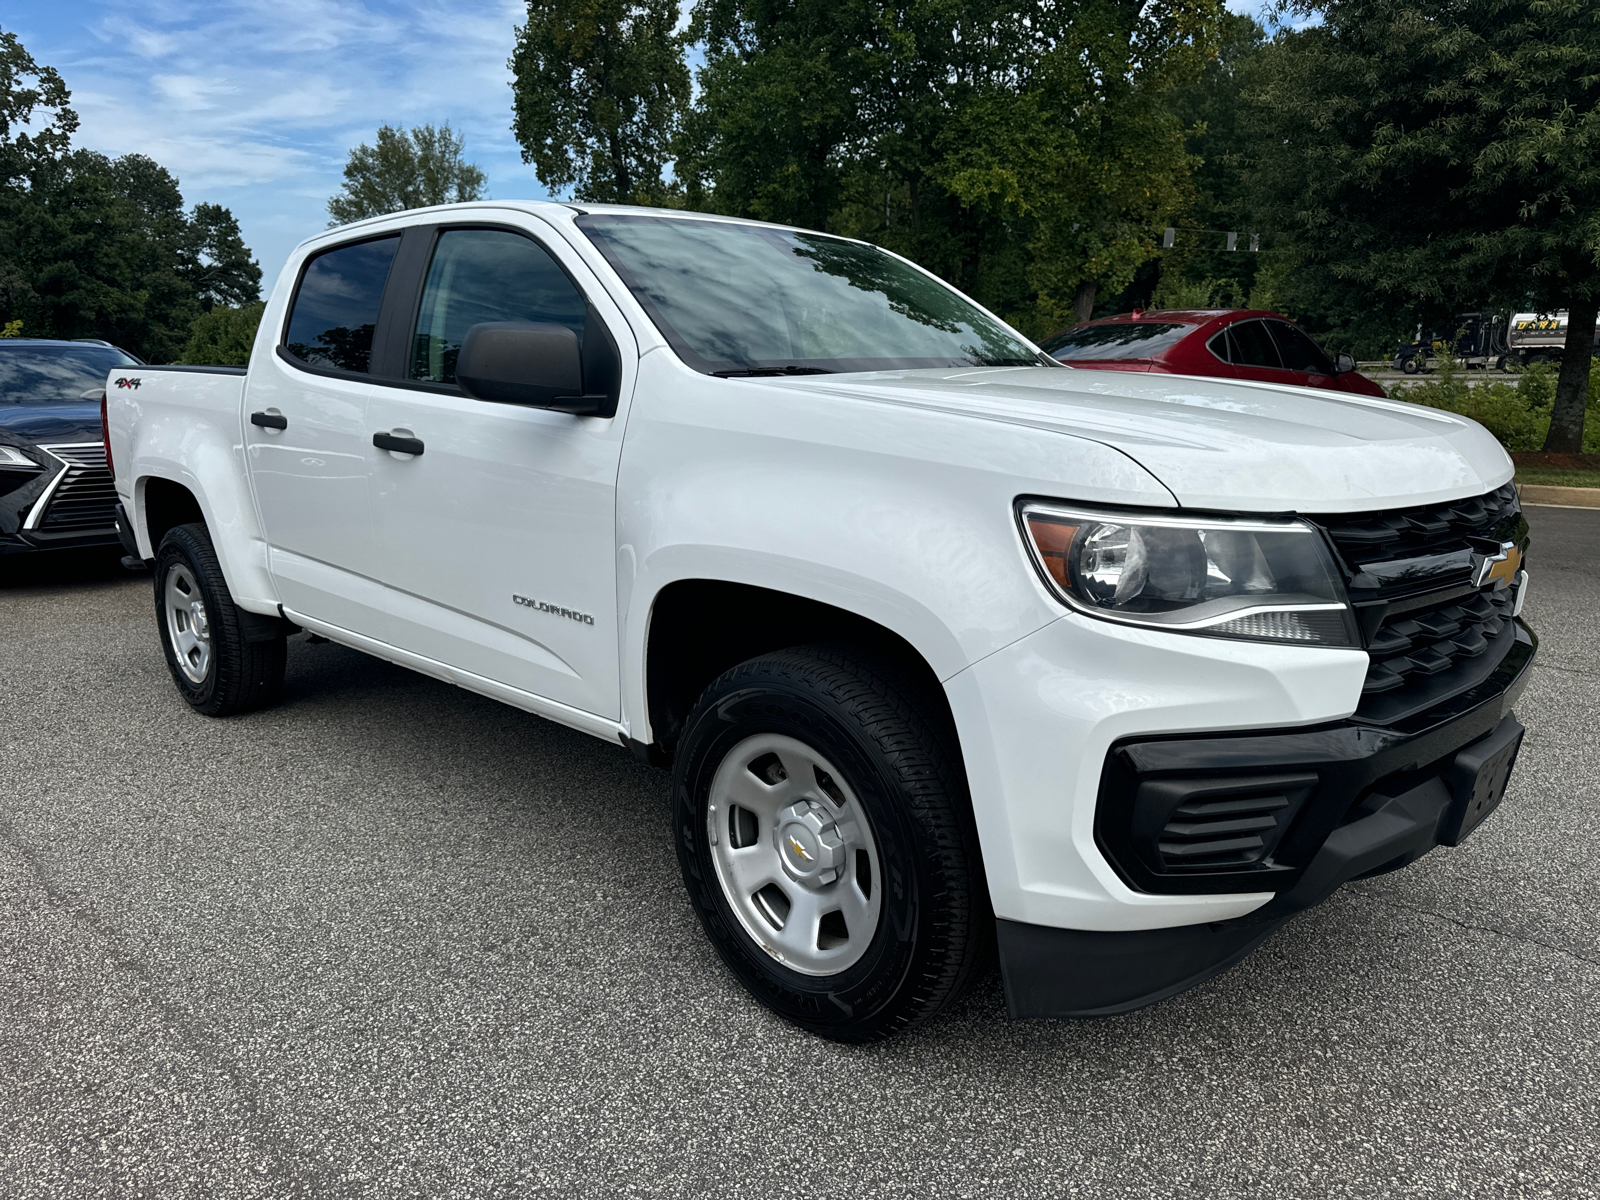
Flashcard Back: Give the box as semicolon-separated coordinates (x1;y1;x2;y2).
327;123;487;225
179;301;265;366
1149;13;1268;313
934;0;1220;328
183;202;263;309
2;27;261;360
682;0;1219;335
1246;0;1600;451
0;26;76;180
510;0;690;204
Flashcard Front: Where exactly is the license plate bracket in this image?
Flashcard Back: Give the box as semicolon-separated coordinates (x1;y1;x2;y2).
1439;716;1524;846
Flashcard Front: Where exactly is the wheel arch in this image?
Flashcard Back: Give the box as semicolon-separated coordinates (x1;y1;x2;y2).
640;578;962;770
131;468;278;612
140;475;205;552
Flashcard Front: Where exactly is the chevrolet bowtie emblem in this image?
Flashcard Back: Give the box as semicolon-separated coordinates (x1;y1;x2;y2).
1472;541;1522;590
787;835;814;862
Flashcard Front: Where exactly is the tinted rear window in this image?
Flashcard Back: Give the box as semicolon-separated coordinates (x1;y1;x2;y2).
1225;320;1282;368
1269;321;1335;374
282;237;400;373
1040;323;1191;361
0;345;139;403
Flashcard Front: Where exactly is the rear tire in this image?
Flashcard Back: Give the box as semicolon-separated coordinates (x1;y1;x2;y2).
154;523;286;716
673;644;988;1042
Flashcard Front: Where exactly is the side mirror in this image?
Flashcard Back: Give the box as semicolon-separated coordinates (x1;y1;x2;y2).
456;321;612;416
1334;352;1356;374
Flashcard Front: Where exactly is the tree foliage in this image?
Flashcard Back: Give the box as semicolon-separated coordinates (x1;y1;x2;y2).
680;0;1220;335
180;301;265;366
1244;0;1600;450
1;26;260;361
510;0;690;204
0;27;76;179
327;123;487;225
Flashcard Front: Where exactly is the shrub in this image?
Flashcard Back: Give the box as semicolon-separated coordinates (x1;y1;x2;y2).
179;303;265;366
1387;359;1599;453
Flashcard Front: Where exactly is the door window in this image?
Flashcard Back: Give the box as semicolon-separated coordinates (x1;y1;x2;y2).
1226;320;1283;369
411;229;588;385
282;237;400;373
1268;321;1335;374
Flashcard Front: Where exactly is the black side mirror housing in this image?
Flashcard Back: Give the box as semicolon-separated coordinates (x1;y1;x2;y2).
1334;352;1356;374
456;320;619;417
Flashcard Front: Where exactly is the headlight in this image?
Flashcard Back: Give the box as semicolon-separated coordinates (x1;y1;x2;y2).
1019;500;1357;646
0;445;42;470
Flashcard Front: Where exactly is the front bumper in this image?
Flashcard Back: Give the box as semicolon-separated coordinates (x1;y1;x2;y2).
996;621;1535;1017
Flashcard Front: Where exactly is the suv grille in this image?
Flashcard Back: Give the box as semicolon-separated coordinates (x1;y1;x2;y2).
37;444;117;532
1310;484;1526;726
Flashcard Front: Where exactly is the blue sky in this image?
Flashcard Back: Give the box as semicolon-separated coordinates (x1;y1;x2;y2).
8;1;1270;287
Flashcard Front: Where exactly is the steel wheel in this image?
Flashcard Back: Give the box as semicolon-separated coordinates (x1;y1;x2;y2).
163;561;212;684
707;732;883;977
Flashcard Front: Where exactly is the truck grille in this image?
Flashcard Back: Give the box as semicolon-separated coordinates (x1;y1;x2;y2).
1310;484;1526;726
37;444;118;532
1361;588;1515;696
1319;483;1520;568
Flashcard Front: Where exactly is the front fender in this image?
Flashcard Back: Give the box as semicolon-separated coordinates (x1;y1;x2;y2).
615;351;1178;743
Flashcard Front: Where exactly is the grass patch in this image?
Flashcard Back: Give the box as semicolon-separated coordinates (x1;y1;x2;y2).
1515;467;1600;489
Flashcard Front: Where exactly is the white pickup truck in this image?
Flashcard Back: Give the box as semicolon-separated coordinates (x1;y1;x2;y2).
105;202;1535;1041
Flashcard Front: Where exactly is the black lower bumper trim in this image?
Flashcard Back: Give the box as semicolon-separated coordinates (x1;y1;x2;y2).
1095;623;1535;896
1002;711;1526;1018
996;918;1279;1018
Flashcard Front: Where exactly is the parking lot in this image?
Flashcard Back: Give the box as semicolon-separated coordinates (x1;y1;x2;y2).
2;504;1596;1199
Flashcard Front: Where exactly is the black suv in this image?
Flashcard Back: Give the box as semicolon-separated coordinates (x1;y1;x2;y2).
1;338;142;556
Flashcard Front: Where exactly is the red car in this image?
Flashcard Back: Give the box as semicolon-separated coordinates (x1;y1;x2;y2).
1038;309;1387;397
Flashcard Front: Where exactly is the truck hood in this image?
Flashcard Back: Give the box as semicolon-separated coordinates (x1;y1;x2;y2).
760;366;1512;512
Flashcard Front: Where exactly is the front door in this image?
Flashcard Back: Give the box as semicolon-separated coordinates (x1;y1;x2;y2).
245;234;400;632
362;224;628;718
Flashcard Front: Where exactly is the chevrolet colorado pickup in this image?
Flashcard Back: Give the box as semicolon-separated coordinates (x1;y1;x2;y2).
106;202;1534;1042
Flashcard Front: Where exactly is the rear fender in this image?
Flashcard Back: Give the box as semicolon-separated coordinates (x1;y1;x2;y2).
117;372;278;612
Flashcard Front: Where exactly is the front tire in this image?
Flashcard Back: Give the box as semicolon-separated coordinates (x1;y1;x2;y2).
154;523;286;716
673;645;987;1042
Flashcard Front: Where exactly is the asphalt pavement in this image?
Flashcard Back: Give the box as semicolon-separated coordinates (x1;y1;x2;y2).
2;506;1597;1199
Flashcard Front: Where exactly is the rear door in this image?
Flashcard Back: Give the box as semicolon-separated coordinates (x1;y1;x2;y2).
360;222;632;718
244;234;400;632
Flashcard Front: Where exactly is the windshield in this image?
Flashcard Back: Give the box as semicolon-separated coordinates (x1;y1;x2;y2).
0;345;139;403
577;214;1039;374
1040;323;1191;361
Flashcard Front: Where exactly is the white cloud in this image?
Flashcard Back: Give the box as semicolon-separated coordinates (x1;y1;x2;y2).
14;0;539;275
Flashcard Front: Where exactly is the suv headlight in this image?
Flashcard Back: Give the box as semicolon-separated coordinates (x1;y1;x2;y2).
1019;500;1358;646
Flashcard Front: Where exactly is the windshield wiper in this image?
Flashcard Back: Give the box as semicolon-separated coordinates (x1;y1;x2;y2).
710;365;835;378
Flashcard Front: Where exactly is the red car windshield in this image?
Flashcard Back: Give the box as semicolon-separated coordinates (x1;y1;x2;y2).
1039;323;1193;361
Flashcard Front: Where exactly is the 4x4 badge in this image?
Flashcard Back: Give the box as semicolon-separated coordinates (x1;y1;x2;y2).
1471;541;1521;589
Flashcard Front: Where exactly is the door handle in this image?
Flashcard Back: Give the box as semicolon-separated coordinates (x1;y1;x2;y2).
373;431;424;456
250;411;288;430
